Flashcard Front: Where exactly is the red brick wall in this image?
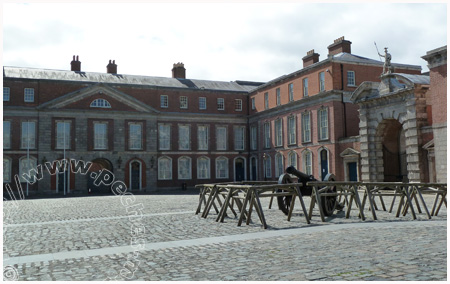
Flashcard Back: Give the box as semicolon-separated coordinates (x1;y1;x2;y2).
430;64;447;124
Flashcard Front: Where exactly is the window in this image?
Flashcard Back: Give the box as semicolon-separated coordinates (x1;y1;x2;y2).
217;98;224;110
199;97;206;110
288;83;294;102
235;99;242;111
158;157;172;180
264;155;272;178
250;126;257;151
90;99;111;108
197;157;210;179
319;72;325;92
264;92;269;110
303;78;308;97
94;122;108;149
160;95;168;108
318;108;329;140
275;119;282;147
180;96;188;109
21;121;36;149
288;116;296;145
251;98;255;110
24;88;34;102
56;121;71;149
4;121;11;149
129;123;142;150
178;156;191;180
178;125;190;150
275;153;284;177
19;156;37;183
216;126;227;150
198;125;209;150
234;126;245;150
347;71;356;86
302;150;312;175
264;122;271;149
302;112;311;143
288;151;297;168
158;124;171;150
3;87;10;101
276;88;281;106
216;157;228;179
3;157;11;182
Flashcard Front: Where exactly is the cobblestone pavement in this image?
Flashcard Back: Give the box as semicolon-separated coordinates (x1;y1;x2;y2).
3;192;447;281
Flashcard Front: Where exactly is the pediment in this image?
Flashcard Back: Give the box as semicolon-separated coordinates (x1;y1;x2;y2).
37;84;159;113
340;148;360;157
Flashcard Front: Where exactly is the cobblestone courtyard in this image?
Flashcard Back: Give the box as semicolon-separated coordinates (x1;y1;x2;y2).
3;191;447;281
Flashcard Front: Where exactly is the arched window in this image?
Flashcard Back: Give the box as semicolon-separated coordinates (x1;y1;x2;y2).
216;156;228;179
275;153;284;177
197;156;210;179
3;156;11;183
90;99;111;108
178;156;192;180
19;156;38;183
158;156;172;180
288;151;297;169
302;150;313;176
263;155;272;178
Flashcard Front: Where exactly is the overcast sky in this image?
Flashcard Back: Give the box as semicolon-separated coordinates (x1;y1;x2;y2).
2;2;447;82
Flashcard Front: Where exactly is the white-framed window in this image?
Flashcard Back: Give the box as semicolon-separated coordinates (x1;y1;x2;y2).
160;95;168;108
288;116;296;145
264;155;272;178
197;156;210;179
56;121;71;149
90;99;111;108
302;112;311;143
4;121;11;149
216;156;229;179
264;92;269;110
19;156;37;183
129;123;142;150
235;99;242;111
217;98;224;110
198;125;209;150
178;156;191;180
303;78;308;97
302;150;312;175
199;97;206;110
288;151;297;168
180;96;188;109
264;122;271;149
21;121;36;149
288;83;294;102
250;126;257;151
234;126;245;151
319;72;325;92
24;88;34;102
178;125;190;150
275;119;283;147
94;122;108;150
347;71;356;86
3;157;11;182
276;88;281;106
251;97;255;110
158;124;171;150
216;126;227;150
3;87;10;101
158;156;172;180
318;108;329;140
275;153;284;177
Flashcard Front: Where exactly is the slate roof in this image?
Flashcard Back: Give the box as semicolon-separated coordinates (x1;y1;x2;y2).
3;66;262;93
393;73;430;85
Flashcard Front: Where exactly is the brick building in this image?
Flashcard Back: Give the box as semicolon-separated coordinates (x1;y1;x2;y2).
3;38;445;194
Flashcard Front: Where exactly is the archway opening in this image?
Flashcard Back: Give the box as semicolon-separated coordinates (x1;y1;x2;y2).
380;120;407;182
88;158;114;193
235;158;245;181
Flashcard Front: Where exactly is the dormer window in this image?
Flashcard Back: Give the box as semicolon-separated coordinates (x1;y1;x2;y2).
90;99;111;108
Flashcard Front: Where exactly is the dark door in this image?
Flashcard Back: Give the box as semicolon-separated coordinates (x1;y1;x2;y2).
235;158;245;181
131;161;140;190
251;158;257;181
57;170;69;192
348;162;358;181
87;158;113;193
320;150;328;181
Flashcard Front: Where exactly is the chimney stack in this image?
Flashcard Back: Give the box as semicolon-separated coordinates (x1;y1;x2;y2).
70;55;81;71
172;62;186;79
107;60;117;74
302;49;320;68
327;36;352;57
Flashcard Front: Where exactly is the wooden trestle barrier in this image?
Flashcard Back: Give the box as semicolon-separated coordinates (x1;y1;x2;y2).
195;181;446;229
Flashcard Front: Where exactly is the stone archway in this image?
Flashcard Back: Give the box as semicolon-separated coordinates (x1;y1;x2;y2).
87;158;114;193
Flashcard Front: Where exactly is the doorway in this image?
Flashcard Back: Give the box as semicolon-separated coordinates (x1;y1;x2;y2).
235;158;245;181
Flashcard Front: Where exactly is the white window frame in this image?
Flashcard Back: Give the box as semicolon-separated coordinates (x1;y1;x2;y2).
318;108;329;141
160;95;168;108
197;156;210;179
303;78;308;97
275;153;284;177
275;119;283;147
178;125;191;150
234;126;245;151
158;156;172;180
288;151;297;168
19;156;37;183
217;98;225;110
264;122;271;149
235;99;242;111
129;123;143;150
302;150;313;176
4;121;11;149
94;122;108;150
251;97;255;110
216;126;227;150
198;125;209;151
347;71;356;86
21;121;36;149
180;96;188;109
56;121;71;150
264;92;269;110
216;156;229;179
276;88;281;106
199;97;207;110
250;126;257;151
24;88;34;102
319;72;325;92
158;124;171;150
3;87;10;102
288;83;294;102
288;116;296;145
302;112;311;143
264;155;272;178
3;157;11;182
90;99;111;108
178;156;192;180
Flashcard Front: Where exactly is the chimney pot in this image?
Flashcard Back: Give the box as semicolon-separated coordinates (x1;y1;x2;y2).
172;62;186;79
302;50;320;68
107;59;117;74
70;55;81;72
328;36;352;56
